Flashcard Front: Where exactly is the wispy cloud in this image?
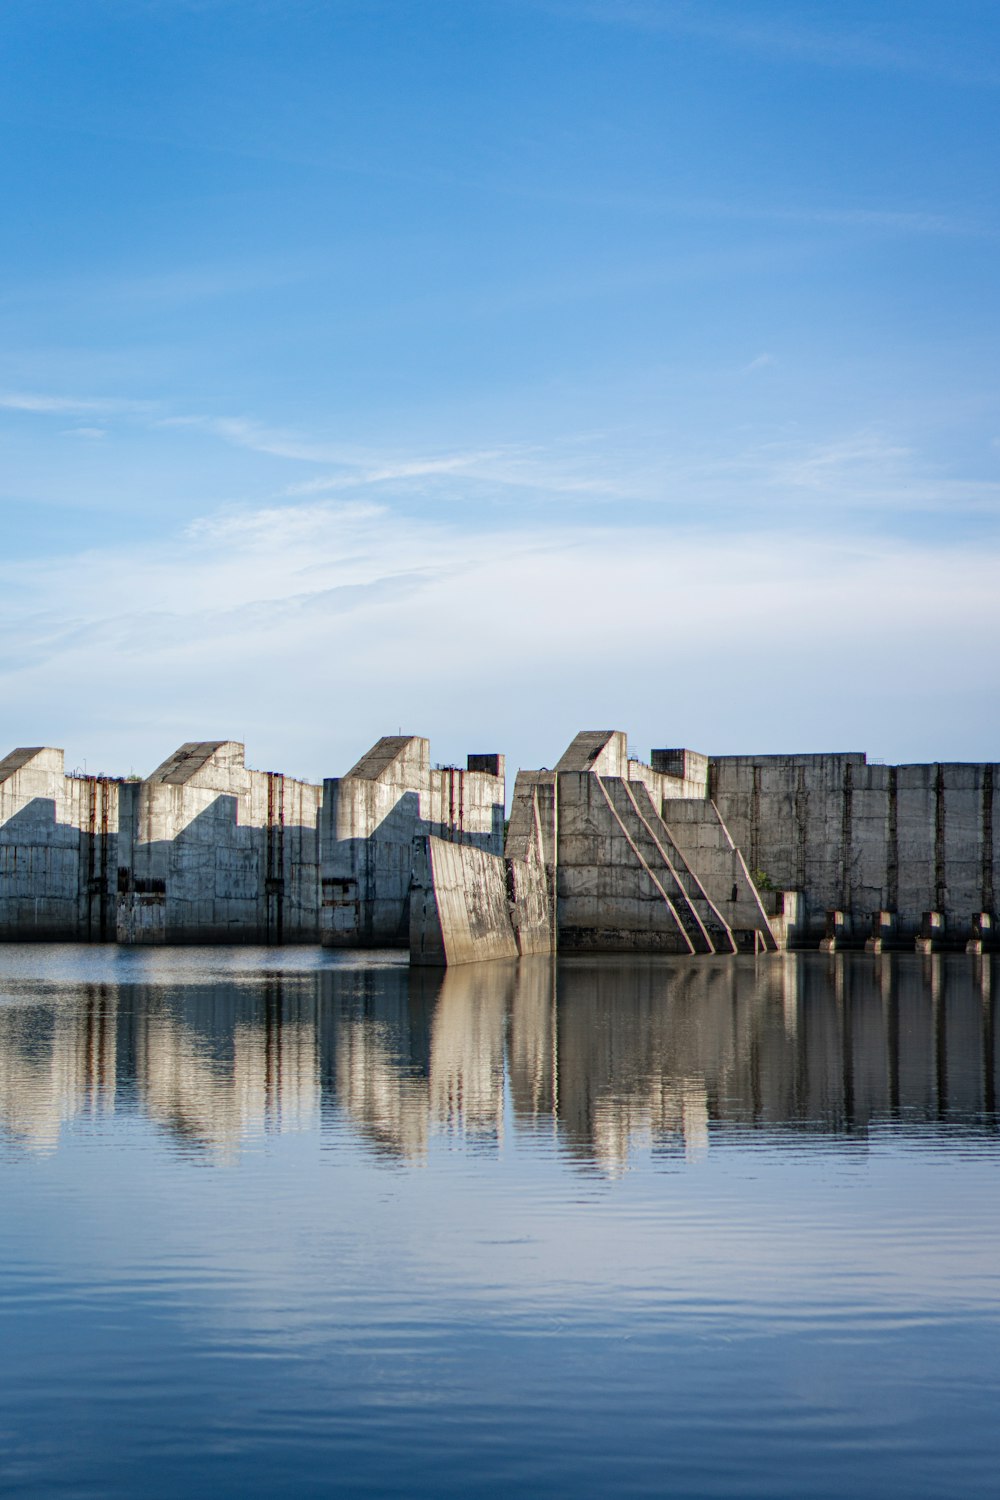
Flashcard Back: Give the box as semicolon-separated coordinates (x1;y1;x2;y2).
0;391;150;416
2;493;1000;777
284;452;506;496
4;382;997;525
741;353;775;374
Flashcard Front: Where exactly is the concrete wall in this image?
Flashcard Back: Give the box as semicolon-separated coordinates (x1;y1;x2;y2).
554;770;694;953
117;741;321;944
0;748;121;941
411;770;555;967
510;734;775;955
410;837;520;966
661;798;777;948
504;775;556;957
4;727;997;956
322;737;505;948
711;754;1000;943
556;730;710;803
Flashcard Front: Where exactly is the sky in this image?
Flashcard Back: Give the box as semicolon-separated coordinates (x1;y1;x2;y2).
1;0;998;782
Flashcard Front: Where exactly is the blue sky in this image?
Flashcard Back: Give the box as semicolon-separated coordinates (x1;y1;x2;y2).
1;0;998;780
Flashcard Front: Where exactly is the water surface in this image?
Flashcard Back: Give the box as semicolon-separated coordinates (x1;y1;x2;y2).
1;947;998;1498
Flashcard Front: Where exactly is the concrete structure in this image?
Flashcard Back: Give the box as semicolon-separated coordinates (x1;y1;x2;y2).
409;797;555;968
410;837;521;966
2;729;999;958
117;741;321;944
711;754;1000;948
0;748;122;941
321;736;505;948
508;731;777;956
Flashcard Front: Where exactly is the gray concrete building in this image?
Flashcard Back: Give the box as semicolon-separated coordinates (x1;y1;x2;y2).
506;731;777;956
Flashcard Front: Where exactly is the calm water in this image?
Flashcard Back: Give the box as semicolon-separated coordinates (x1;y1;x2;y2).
1;947;999;1499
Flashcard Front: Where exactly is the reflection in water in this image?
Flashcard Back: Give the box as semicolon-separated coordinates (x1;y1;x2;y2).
0;981;321;1155
0;952;997;1164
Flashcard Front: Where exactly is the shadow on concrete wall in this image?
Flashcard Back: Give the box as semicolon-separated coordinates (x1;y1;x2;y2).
117;793;319;944
0;797;117;941
323;790;503;949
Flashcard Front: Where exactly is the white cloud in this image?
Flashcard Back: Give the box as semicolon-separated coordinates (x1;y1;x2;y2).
1;495;999;780
0;391;135;415
741;353;775;374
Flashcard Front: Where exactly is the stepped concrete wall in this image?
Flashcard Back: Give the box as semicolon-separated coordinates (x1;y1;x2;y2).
660;798;776;948
322;737;505;948
554;769;694;953
0;749;121;941
117;741;321;944
711;754;1000;944
512;733;776;955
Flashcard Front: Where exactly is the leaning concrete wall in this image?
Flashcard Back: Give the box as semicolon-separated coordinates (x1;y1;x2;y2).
410;837;519;966
711;754;1000;942
117;741;321;944
504;775;555;957
0;748;121;941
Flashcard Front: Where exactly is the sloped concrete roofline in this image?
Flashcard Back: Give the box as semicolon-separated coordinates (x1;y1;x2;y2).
555;731;625;774
0;747;64;783
345;735;427;780
146;741;244;785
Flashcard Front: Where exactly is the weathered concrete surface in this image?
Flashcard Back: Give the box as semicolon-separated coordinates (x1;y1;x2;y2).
322;736;505;948
554;770;694;953
614;781;738;952
0;748;120;940
4;727;999;957
117;741;321;944
510;734;775;955
711;754;1000;945
503;774;555;956
411;770;555;966
764;890;806;951
410;836;519;966
659;797;777;950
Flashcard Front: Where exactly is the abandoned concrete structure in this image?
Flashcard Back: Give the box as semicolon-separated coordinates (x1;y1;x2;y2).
1;730;997;960
513;731;776;957
0;747;122;942
320;736;505;948
117;741;322;944
710;753;1000;949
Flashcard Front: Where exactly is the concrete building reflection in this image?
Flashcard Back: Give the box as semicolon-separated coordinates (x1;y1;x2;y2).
0;978;320;1154
0;954;996;1164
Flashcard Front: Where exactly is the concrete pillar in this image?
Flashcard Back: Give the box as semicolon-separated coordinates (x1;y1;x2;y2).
819;909;848;953
865;910;896;954
916;910;945;954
